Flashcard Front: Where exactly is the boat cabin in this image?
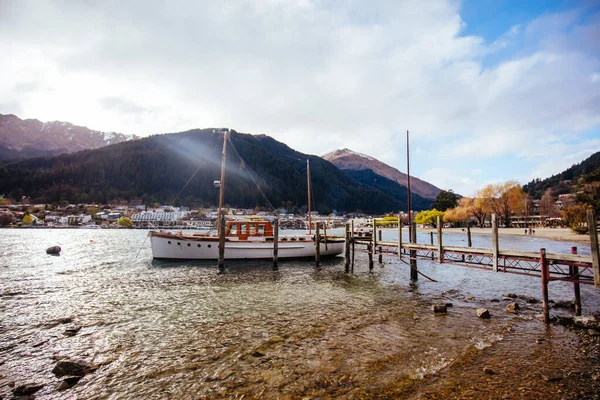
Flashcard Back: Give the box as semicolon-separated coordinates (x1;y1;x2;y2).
225;220;274;240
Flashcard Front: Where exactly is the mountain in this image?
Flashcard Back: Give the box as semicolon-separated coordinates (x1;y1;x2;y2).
322;148;441;199
0;114;139;161
523;151;600;199
0;128;429;214
342;169;433;211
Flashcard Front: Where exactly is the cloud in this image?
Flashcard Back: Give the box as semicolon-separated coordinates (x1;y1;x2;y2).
0;0;599;195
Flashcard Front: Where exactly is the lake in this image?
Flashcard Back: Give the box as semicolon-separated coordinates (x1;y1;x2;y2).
1;228;598;398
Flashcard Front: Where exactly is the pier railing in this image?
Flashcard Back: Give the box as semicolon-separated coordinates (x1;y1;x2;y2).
345;211;600;324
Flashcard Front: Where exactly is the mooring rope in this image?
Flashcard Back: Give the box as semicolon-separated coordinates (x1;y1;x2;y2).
227;136;277;212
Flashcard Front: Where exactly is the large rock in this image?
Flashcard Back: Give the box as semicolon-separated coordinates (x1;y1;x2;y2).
573;315;599;329
476;308;491;319
13;382;44;396
52;359;97;377
46;246;61;254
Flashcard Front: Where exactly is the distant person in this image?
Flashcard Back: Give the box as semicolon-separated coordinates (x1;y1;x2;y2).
529;227;533;235
524;229;527;235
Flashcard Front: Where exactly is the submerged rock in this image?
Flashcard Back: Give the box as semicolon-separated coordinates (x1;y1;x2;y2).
56;376;81;391
476;309;491;319
52;359;97;378
573;315;599;329
431;304;447;314
46;246;61;255
506;303;520;314
13;382;44;396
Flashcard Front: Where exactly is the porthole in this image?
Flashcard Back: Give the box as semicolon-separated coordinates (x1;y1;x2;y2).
168;241;171;244
187;243;191;247
208;244;212;248
177;242;181;245
197;244;201;247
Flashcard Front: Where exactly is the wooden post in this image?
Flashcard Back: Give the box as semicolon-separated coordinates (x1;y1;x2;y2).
218;213;226;272
571;246;581;316
397;216;402;259
378;228;383;263
368;243;374;270
410;221;417;280
344;223;350;273
373;219;377;249
273;217;279;270
429;231;434;260
540;248;550;324
437;216;443;264
491;214;499;272
315;222;320;267
587;209;599;286
467;225;472;247
351;220;355;271
323;222;328;251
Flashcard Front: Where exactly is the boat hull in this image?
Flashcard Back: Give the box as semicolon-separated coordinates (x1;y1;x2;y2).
150;232;345;260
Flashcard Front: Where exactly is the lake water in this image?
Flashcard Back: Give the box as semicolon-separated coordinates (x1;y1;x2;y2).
1;228;598;399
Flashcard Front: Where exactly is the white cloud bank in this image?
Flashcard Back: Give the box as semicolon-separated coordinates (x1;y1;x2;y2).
0;0;599;196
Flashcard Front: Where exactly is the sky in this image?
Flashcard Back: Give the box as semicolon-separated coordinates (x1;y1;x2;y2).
1;0;599;197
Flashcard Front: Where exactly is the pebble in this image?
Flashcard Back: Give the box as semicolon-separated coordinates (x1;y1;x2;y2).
476;309;491;319
431;304;447;314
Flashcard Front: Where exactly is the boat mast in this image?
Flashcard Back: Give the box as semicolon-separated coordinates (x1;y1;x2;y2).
218;130;228;270
406;130;412;228
307;159;311;234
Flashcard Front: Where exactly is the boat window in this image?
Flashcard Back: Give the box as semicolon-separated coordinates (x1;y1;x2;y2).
241;224;247;235
258;225;265;235
229;224;237;235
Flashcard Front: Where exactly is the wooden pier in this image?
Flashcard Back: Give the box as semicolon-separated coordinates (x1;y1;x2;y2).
346;211;600;324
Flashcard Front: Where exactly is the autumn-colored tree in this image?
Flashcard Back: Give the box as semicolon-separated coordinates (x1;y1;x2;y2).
561;204;589;234
443;197;472;225
415;209;445;227
22;214;33;225
470;191;492;228
479;181;524;227
118;217;133;227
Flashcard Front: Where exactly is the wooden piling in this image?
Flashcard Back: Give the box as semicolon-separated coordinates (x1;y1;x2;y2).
351;220;355;271
587;209;599;286
491;214;499;272
429;231;434;260
397;216;402;259
315;222;320;267
218;213;226;272
273;217;279;270
368;243;374;270
540;248;550;324
344;223;350;273
571;246;581;316
437;216;443;264
467;225;472;247
410;222;417;280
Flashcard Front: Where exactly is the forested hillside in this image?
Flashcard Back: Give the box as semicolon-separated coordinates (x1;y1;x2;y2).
0;129;423;214
523;151;600;198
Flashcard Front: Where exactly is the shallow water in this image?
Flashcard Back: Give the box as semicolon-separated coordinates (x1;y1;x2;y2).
0;228;598;399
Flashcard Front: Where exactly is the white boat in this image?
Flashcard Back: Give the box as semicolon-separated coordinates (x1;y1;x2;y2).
150;220;344;260
149;130;344;261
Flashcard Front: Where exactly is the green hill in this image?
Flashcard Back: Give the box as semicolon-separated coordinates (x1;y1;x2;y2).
523;151;600;199
0;128;426;214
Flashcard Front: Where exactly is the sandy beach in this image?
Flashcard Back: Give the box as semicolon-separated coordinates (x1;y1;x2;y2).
420;227;591;243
